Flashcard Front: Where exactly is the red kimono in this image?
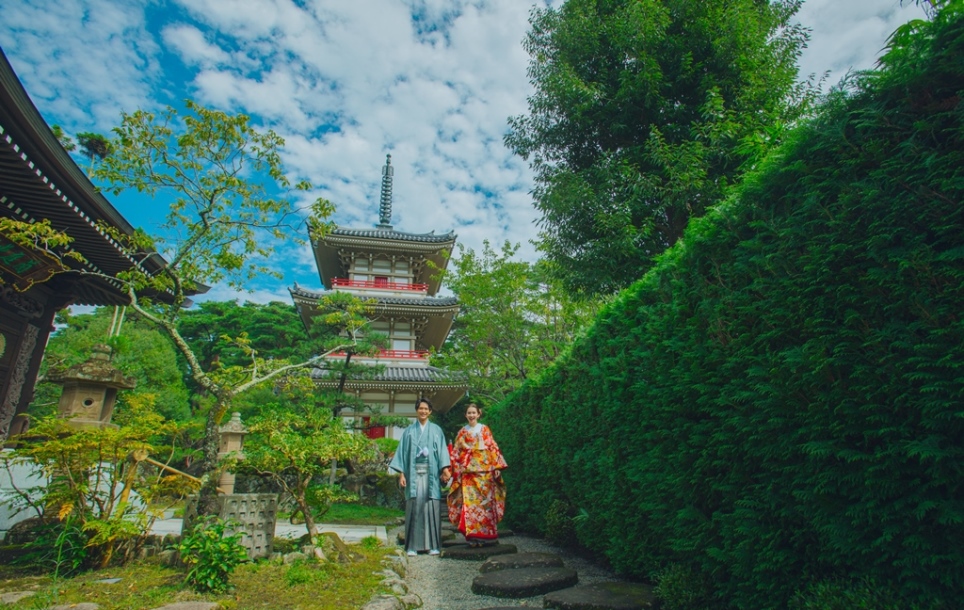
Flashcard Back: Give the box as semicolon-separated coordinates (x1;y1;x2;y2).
447;424;508;543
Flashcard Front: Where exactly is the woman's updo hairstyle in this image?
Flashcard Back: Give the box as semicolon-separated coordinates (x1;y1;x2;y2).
465;402;482;416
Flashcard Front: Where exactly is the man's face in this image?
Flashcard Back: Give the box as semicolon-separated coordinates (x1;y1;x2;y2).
416;402;431;423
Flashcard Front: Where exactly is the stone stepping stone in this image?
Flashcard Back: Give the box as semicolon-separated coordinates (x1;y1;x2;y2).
442;543;517;560
0;591;34;604
398;529;457;545
472;566;577;598
443;538;468;548
479;551;565;573
543;582;657;610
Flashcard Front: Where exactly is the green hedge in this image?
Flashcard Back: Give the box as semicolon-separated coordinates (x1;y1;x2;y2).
488;6;964;609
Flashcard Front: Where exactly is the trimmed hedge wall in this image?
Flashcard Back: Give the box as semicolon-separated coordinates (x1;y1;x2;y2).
488;7;964;609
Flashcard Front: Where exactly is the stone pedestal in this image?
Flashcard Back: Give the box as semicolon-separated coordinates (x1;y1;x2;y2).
182;493;278;559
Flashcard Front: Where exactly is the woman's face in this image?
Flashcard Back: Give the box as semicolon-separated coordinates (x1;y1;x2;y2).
465;406;480;426
416;402;431;423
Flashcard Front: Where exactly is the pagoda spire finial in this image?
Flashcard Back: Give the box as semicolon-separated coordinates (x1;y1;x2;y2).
377;154;393;229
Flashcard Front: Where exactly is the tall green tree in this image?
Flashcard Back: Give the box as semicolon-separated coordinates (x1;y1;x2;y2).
434;241;601;405
76;132;112;170
2;101;344;512
177;300;319;374
506;0;814;296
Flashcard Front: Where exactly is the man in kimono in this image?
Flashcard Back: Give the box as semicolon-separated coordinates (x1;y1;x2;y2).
389;397;451;556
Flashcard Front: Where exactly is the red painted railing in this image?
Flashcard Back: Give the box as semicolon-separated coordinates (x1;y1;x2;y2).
328;349;430;360
332;278;427;291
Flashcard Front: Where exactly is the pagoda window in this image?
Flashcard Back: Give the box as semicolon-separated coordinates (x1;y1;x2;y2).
390;321;416;353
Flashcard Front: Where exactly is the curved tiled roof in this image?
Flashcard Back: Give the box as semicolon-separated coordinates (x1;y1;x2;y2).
311;365;468;385
330;227;456;243
290;285;458;307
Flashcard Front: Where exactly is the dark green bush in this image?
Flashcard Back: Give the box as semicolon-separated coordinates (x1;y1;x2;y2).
543;499;578;548
789;578;907;610
489;5;964;608
654;563;714;610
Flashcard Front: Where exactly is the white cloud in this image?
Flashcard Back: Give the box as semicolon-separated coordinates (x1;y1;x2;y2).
161;24;231;68
0;0;160;129
0;0;931;302
796;0;926;86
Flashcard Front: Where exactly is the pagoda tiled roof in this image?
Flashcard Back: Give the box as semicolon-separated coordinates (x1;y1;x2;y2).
311;365;468;385
329;227;456;244
289;285;458;308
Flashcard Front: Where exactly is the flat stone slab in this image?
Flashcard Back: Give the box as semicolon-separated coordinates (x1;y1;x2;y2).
543;582;658;610
150;603;221;610
0;591;34;604
480;551;565;573
443;543;517;560
442;537;468;548
472;567;578;598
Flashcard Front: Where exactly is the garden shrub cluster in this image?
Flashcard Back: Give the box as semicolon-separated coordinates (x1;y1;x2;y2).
488;5;964;608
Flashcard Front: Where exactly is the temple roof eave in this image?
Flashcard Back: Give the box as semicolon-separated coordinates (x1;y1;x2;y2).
289;285;459;310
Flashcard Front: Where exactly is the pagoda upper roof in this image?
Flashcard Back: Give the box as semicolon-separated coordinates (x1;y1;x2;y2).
290;284;459;350
289;284;458;308
327;226;457;245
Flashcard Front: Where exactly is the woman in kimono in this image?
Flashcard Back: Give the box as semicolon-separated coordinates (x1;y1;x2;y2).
448;403;508;547
389;398;451;556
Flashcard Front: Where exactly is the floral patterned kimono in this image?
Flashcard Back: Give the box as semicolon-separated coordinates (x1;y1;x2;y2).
447;423;508;544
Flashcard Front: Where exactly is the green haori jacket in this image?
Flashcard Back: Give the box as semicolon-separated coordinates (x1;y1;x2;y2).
389;420;451;500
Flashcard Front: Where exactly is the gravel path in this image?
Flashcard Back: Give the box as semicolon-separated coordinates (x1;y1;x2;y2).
400;532;626;610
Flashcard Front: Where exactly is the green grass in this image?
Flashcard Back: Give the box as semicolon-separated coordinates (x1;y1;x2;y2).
0;502;404;609
320;503;403;525
0;545;396;610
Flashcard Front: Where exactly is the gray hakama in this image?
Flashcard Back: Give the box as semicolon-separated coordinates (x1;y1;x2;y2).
389;420;450;554
404;460;442;553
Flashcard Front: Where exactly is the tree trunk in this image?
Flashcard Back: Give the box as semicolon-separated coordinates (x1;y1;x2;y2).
195;401;230;517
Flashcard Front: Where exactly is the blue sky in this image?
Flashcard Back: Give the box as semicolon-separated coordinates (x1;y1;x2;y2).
0;0;925;304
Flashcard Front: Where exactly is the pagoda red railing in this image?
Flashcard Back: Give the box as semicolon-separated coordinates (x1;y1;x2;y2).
332;278;428;291
328;349;430;360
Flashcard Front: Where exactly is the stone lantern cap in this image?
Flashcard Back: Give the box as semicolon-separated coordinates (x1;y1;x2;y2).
46;344;136;389
219;412;248;435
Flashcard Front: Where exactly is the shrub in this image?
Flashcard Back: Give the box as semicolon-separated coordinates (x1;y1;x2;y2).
789;578;908;610
178;515;249;594
654;563;714;610
543;499;578;548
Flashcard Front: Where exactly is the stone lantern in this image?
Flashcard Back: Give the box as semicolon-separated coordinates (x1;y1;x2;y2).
47;344;135;429
217;412;247;494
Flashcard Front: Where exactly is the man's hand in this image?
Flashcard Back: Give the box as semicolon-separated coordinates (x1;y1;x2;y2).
399;473;407;488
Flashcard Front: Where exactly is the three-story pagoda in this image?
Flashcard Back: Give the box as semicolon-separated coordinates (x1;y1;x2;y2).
290;155;467;436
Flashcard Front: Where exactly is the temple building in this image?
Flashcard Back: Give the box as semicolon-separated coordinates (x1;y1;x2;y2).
0;49;180;440
290;155;467;436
